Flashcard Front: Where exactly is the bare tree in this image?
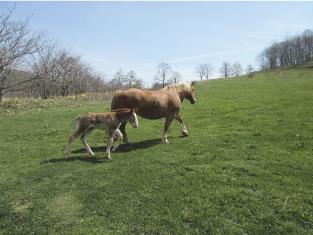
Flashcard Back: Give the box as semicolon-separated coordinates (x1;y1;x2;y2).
219;62;232;78
196;63;213;80
195;64;206;80
245;64;255;77
133;78;144;88
171;70;181;84
31;42;61;99
0;7;42;101
126;70;137;88
155;62;171;87
232;61;243;77
31;42;105;99
204;63;213;80
109;69;125;91
258;29;313;70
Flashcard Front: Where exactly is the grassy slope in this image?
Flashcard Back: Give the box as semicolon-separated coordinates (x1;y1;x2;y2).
0;68;313;234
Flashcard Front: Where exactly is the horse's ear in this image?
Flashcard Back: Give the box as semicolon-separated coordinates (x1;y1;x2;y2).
130;108;134;113
191;81;196;87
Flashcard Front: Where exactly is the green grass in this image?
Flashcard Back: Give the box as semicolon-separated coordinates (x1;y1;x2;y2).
1;68;313;234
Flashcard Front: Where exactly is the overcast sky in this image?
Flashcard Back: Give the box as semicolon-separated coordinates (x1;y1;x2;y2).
1;2;313;85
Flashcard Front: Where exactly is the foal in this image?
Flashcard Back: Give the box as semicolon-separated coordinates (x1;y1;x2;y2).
64;108;138;159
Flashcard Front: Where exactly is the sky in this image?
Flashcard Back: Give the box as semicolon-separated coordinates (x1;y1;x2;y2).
1;1;313;86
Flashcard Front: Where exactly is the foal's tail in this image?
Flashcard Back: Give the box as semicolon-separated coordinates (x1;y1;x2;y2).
73;116;82;131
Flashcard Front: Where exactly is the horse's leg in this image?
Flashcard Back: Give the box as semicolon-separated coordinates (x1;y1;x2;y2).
162;115;174;144
175;114;188;136
64;130;82;158
105;131;114;160
112;129;123;152
120;121;130;144
80;127;95;156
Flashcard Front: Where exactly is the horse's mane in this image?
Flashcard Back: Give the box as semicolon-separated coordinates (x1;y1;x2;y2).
162;82;191;93
111;108;132;113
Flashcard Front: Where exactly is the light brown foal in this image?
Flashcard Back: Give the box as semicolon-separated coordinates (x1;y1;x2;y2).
64;108;138;159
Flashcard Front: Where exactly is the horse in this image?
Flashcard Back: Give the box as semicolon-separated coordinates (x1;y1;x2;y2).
64;108;138;160
111;81;196;144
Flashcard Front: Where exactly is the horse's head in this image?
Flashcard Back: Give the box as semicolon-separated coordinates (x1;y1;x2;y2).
128;108;139;128
185;81;196;104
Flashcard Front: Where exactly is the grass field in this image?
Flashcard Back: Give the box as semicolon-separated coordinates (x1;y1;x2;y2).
1;68;313;234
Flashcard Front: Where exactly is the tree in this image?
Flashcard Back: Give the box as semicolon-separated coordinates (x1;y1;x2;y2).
245;64;255;77
196;63;213;80
132;78;144;88
155;62;171;87
195;64;206;80
126;70;137;88
171;71;181;84
0;7;42;101
219;62;232;78
109;69;125;90
257;29;313;70
232;61;243;77
31;42;106;99
31;42;59;99
204;63;213;80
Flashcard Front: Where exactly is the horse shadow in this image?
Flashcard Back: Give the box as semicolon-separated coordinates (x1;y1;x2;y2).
41;155;110;164
72;138;162;154
41;138;161;164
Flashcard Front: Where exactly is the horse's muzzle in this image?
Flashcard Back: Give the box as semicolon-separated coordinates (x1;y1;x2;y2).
131;124;139;128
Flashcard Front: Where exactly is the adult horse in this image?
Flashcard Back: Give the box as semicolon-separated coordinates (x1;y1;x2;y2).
111;81;196;143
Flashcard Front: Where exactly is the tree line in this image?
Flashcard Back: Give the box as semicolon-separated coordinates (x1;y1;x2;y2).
151;61;254;88
258;30;313;70
0;7;108;101
3;7;311;100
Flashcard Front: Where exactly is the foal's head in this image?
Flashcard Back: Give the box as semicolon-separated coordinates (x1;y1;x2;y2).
128;108;139;128
114;108;139;128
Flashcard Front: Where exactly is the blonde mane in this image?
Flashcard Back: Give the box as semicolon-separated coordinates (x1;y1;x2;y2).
162;82;191;93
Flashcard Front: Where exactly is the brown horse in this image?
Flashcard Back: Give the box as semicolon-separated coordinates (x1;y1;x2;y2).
111;81;196;143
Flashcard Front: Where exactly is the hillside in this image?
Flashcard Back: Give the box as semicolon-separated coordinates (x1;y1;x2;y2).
0;68;313;234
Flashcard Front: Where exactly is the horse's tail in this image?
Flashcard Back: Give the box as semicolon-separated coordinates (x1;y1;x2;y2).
111;91;120;110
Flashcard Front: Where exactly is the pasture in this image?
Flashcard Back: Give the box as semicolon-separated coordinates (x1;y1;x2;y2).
0;68;313;234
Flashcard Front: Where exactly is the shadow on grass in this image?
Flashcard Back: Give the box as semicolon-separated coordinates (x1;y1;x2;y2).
41;155;111;164
41;138;162;164
72;138;162;154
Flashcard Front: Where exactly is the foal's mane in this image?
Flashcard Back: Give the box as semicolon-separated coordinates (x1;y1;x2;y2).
162;82;191;93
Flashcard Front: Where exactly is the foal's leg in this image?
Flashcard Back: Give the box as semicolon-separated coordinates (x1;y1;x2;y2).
175;114;188;136
162;115;174;144
120;122;130;144
64;130;82;158
112;129;123;152
105;130;114;159
80;127;95;156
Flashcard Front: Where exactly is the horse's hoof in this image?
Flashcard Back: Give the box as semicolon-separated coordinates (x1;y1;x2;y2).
182;131;189;136
162;139;169;144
